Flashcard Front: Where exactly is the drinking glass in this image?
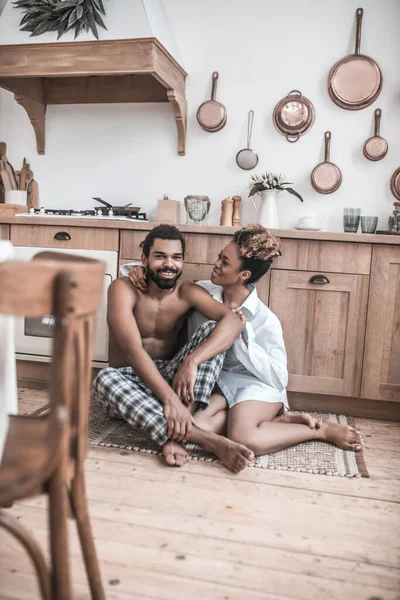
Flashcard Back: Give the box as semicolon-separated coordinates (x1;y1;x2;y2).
361;216;378;234
343;208;361;233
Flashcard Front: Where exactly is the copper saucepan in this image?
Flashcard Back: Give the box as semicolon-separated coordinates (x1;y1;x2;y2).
273;90;315;143
328;8;382;110
363;108;388;161
390;168;400;201
196;72;227;132
311;131;342;194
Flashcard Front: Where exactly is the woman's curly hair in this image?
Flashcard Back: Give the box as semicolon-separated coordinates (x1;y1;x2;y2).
232;224;281;284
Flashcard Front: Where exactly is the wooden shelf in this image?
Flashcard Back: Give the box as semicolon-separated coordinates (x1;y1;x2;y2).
0;37;188;155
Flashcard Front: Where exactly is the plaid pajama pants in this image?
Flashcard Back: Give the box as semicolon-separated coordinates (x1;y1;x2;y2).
91;321;224;446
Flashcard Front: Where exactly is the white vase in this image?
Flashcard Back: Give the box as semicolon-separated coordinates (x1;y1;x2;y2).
250;190;280;228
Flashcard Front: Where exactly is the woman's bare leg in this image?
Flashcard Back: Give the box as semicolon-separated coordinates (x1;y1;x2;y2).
227;401;363;456
193;393;228;435
273;410;322;429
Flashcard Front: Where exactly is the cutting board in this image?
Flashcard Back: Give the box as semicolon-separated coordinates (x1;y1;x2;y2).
0;203;28;215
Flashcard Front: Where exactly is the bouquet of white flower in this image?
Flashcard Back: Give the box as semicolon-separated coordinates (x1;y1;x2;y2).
248;172;303;202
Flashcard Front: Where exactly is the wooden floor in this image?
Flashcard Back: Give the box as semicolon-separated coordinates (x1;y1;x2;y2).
1;389;400;600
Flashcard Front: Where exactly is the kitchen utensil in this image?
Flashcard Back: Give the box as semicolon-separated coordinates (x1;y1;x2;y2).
273;90;315;142
19;158;28;191
328;8;382;110
343;208;361;233
220;198;233;226
93;197;141;214
360;216;378;233
28;179;39;210
0;141;18;189
236;111;258;170
390;168;400;200
196;72;227;132
311;131;342;194
0;165;12;191
232;195;241;226
184;195;210;224
363;108;388;161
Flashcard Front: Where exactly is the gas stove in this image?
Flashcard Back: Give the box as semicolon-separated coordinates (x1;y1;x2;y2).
21;207;147;220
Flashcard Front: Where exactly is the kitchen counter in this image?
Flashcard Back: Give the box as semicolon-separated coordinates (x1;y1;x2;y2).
0;215;399;244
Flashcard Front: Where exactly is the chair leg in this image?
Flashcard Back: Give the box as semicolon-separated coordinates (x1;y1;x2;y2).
0;510;51;600
70;472;105;600
48;468;72;600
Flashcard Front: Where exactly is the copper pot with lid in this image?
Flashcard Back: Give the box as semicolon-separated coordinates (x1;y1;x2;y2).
273;90;315;143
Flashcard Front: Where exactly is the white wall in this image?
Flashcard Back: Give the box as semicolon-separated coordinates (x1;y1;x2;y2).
0;0;399;231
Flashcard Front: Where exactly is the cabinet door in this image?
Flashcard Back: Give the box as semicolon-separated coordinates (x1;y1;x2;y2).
0;225;9;240
269;270;369;397
361;246;400;402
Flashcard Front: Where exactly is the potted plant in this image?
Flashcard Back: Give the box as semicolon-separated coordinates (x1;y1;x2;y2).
248;172;303;228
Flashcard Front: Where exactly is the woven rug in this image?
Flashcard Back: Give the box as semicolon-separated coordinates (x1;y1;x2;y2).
87;400;369;478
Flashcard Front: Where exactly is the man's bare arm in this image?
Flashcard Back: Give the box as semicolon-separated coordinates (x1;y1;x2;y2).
107;279;175;402
180;282;244;366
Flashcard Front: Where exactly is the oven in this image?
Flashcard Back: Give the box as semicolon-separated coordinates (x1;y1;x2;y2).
13;246;118;366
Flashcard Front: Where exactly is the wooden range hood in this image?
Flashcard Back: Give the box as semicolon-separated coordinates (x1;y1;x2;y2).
0;37;188;155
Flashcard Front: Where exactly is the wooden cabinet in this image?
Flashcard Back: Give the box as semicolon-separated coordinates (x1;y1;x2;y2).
269;270;369;397
0;224;9;240
10;224;118;251
361;245;400;402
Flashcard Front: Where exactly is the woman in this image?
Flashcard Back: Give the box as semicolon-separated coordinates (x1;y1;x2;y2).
124;224;363;456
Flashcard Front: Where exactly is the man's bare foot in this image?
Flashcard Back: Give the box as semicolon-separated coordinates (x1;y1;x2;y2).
212;438;254;474
316;420;363;451
274;410;322;429
163;441;189;467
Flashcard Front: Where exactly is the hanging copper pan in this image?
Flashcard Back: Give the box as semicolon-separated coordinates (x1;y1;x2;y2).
328;8;382;110
273;90;315;143
363;108;388;161
196;72;227;132
390;168;400;201
311;131;342;194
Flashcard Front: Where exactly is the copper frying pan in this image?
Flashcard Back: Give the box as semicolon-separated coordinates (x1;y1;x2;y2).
363;108;388;161
311;131;342;194
197;72;227;132
390;168;400;201
328;8;382;110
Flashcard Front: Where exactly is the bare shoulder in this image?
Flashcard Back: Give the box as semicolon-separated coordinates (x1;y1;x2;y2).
108;277;138;306
178;280;206;300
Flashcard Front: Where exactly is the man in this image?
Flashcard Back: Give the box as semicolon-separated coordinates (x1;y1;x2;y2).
92;224;254;473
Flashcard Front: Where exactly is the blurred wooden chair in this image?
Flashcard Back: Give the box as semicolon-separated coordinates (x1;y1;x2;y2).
0;251;106;600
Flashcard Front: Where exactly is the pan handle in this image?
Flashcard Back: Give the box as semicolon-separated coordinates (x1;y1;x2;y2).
211;71;219;101
324;131;331;162
355;7;363;56
374;108;382;136
286;133;300;143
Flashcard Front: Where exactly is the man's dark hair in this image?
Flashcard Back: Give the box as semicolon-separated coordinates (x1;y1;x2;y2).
140;224;185;258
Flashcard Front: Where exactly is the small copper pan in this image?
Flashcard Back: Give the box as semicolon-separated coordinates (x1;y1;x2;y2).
390;168;400;200
363;108;388;161
311;131;342;194
197;72;227;132
328;8;382;111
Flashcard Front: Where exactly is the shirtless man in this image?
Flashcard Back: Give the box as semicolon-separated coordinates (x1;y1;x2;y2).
91;224;254;473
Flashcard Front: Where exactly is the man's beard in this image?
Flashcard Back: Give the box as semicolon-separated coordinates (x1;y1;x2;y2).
147;268;182;289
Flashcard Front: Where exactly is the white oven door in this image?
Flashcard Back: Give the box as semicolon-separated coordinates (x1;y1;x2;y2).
13;246;117;365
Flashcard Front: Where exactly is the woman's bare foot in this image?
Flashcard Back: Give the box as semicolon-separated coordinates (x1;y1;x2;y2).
212;438;254;474
163;441;189;467
274;410;321;429
316;420;363;451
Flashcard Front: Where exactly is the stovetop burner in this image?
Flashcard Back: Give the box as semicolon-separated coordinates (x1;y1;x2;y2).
28;208;147;220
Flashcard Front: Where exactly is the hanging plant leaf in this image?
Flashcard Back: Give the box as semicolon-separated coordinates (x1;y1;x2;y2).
249;184;263;197
14;0;108;40
285;187;304;202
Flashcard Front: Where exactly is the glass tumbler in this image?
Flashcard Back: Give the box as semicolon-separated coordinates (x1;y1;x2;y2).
361;216;378;234
343;208;361;233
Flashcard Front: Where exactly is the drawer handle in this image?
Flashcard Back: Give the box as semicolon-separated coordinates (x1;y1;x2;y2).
309;274;330;285
54;231;71;241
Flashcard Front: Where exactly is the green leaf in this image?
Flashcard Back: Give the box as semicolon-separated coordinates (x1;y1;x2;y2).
57;16;70;39
93;0;105;15
76;4;83;19
93;9;106;29
30;20;54;36
87;8;99;39
68;7;79;27
285;187;304;202
248;184;263;197
74;21;81;39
